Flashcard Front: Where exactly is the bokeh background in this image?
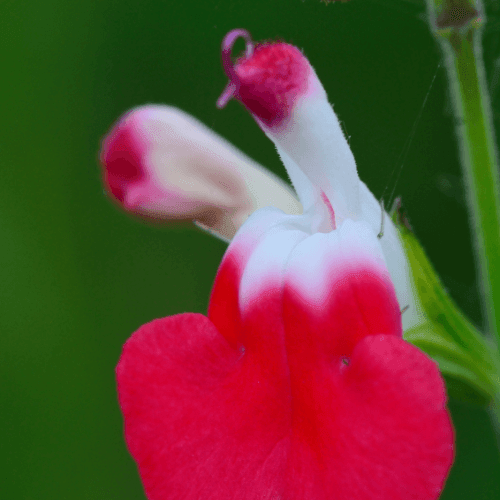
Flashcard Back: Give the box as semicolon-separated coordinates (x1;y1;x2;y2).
2;0;500;498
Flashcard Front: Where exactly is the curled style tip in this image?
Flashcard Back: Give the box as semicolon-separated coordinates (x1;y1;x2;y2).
217;29;254;109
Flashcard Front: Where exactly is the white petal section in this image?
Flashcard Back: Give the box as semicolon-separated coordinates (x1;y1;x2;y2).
235;210;310;318
239;227;308;319
140;106;302;237
262;70;360;226
359;181;424;330
228;206;306;260
273;145;316;214
285;219;390;308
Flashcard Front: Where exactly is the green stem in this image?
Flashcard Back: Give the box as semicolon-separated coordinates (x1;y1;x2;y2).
450;31;500;343
425;0;500;443
447;24;500;443
426;0;500;354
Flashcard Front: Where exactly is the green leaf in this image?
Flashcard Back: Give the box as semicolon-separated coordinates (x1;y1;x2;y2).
392;199;500;405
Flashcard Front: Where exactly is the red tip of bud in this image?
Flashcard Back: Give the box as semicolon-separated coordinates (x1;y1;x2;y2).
218;29;309;127
100;117;146;204
236;43;309;126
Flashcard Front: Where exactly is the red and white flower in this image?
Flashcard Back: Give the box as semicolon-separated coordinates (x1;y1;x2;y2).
103;29;454;500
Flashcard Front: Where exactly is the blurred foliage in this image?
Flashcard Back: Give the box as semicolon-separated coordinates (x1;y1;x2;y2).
1;0;500;498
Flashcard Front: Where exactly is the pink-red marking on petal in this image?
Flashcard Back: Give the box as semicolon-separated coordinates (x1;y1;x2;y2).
320;190;336;230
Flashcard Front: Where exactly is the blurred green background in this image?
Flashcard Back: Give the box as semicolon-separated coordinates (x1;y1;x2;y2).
2;0;500;498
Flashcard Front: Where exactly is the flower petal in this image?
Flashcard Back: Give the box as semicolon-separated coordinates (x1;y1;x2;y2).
116;313;291;500
100;105;301;240
208;206;306;348
283;219;402;361
283;333;454;500
359;181;425;330
279;224;453;499
218;30;360;224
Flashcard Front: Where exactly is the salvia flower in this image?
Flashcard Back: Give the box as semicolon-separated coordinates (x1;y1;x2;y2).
104;29;454;500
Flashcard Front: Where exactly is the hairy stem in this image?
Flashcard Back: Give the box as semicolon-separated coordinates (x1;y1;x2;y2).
425;0;500;441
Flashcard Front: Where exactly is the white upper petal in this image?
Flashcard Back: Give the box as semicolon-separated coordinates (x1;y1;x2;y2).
264;70;360;226
358;181;424;330
285;219;390;309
